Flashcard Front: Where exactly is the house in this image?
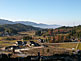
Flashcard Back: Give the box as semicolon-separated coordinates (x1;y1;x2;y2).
16;41;27;46
38;38;45;43
16;41;23;46
29;41;40;47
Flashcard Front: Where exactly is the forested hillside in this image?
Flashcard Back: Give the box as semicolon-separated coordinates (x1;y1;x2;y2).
0;23;41;36
35;25;81;43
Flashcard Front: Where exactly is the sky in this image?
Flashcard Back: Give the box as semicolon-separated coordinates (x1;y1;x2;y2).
0;0;81;26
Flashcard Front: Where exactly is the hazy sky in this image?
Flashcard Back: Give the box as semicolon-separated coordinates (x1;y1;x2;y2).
0;0;81;26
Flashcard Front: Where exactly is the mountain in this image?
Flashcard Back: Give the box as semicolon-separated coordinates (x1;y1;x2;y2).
16;21;61;29
0;19;61;29
0;19;16;25
0;23;41;32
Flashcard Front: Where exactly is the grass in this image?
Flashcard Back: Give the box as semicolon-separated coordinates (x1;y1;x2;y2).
77;42;81;50
0;35;81;51
0;39;38;48
19;31;36;36
44;42;81;50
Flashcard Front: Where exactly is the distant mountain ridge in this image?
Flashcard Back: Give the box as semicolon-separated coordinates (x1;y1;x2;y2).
16;21;61;29
0;19;16;25
0;19;61;29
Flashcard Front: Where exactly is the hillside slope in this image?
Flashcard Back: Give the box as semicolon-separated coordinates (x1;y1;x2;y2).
0;23;41;35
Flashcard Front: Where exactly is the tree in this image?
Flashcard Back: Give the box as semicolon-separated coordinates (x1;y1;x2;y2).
23;36;32;40
35;30;42;36
48;29;54;36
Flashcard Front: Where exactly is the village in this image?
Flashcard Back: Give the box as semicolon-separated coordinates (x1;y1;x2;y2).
0;40;81;61
0;34;81;61
0;27;81;61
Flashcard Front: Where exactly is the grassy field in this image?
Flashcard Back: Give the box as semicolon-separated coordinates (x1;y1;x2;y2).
0;37;81;51
77;42;81;50
41;42;81;50
19;31;36;36
0;39;38;48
